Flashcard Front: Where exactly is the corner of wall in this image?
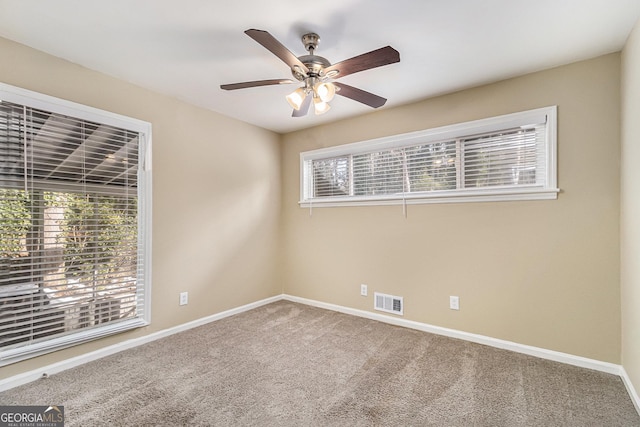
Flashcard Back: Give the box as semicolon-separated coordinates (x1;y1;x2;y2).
621;15;640;415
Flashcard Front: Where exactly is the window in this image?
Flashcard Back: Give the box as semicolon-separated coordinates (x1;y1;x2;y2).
300;106;558;206
0;83;151;366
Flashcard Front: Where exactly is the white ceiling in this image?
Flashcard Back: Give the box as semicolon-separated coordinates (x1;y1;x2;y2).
0;0;639;134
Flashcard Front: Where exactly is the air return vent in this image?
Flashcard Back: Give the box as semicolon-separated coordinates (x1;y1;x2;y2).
374;292;403;316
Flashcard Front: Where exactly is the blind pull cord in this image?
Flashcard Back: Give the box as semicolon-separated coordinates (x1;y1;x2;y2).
402;150;407;218
22;105;28;194
402;192;407;218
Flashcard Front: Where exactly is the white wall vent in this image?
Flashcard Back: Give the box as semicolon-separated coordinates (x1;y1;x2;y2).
374;292;403;316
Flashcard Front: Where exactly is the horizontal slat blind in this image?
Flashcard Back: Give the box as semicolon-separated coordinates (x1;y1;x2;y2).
306;116;550;202
0;100;145;354
313;157;350;197
462;126;543;189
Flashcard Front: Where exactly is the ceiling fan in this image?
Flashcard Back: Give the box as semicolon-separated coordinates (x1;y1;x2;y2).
220;29;400;117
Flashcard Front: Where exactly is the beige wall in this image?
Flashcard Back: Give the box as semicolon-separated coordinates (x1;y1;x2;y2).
0;33;628;380
0;37;282;378
622;17;640;399
282;54;622;363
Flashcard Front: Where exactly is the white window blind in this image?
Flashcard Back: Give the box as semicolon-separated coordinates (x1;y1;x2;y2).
0;84;151;365
301;106;558;206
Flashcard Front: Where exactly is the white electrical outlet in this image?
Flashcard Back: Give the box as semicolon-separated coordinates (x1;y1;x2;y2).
360;284;368;296
180;292;188;306
450;295;459;310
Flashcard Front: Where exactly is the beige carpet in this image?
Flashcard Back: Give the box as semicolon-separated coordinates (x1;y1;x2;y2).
1;300;638;426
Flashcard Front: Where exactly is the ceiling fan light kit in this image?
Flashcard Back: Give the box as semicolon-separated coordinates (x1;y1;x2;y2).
220;29;400;118
286;79;336;115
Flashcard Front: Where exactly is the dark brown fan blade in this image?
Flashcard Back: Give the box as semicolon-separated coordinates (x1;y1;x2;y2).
334;82;387;108
324;46;399;79
220;79;294;90
245;29;309;74
292;95;312;117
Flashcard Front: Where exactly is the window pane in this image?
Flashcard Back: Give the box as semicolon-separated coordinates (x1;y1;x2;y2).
463;128;537;188
353;150;404;196
406;141;457;192
313;157;350;197
43;192;138;331
0;189;30;261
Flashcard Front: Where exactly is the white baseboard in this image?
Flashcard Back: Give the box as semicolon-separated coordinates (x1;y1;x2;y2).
283;294;640;415
3;292;639;417
0;295;281;392
621;367;640;415
282;294;623;375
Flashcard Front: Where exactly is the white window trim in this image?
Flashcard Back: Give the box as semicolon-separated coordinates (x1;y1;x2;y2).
299;106;559;207
0;82;152;366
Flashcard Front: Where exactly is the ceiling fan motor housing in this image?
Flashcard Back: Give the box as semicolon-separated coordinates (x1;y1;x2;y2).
291;33;333;82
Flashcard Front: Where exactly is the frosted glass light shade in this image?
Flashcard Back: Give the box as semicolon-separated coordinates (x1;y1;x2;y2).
313;97;331;115
286;88;307;110
315;82;336;102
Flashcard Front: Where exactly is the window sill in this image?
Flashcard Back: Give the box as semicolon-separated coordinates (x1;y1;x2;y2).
299;187;560;208
0;318;149;367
